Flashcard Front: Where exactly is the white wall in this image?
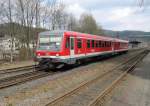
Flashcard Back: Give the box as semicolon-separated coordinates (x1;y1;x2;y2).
0;38;18;52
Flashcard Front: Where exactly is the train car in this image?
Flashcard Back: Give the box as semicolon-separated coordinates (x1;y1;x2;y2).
36;30;128;70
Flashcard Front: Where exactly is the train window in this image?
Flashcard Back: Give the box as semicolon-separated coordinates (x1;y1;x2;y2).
71;38;74;50
65;37;70;48
96;41;99;48
87;40;90;48
92;40;95;48
109;42;111;47
105;42;107;47
120;43;125;48
102;41;104;47
107;42;109;47
99;41;101;47
77;39;82;48
118;42;120;47
101;41;104;47
106;41;109;47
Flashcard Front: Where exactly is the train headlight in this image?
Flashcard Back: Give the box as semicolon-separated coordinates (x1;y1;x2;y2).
38;53;41;56
56;53;59;56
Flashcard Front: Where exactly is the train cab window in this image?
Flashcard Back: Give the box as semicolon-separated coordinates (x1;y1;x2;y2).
65;37;70;48
92;40;95;48
87;40;90;48
77;39;82;48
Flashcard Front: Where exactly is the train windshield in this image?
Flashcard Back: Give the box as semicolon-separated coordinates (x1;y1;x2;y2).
37;35;62;51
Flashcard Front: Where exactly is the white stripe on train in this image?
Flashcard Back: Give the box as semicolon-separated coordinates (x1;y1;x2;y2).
37;49;128;59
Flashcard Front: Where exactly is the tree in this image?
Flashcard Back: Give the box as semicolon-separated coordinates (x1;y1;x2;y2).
0;0;17;62
0;0;104;62
78;13;103;35
139;0;144;7
67;14;78;31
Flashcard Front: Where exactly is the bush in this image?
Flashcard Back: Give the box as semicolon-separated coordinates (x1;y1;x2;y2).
18;47;34;61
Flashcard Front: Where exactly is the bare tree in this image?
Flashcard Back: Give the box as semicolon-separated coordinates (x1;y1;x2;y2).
8;0;13;62
0;0;103;61
16;0;39;58
0;0;17;62
67;14;78;31
139;0;144;7
42;0;67;30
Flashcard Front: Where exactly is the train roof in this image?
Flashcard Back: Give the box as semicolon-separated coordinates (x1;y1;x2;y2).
39;30;65;36
39;30;128;43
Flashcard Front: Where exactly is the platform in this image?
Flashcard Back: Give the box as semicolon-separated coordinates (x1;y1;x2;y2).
106;52;150;106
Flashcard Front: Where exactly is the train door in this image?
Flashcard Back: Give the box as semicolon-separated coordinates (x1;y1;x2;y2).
70;37;75;58
112;41;115;53
112;42;114;51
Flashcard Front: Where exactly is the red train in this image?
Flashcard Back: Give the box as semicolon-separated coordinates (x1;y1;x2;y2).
36;30;128;70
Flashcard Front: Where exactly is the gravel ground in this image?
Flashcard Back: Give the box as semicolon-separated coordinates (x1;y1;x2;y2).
0;51;142;106
104;52;150;106
49;65;124;106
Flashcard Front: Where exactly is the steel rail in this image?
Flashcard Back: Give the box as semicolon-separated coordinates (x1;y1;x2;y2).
88;50;149;106
0;65;36;74
0;71;56;89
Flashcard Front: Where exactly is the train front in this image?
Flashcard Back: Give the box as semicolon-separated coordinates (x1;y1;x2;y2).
36;31;64;70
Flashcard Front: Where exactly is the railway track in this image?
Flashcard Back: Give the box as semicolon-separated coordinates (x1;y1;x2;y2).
46;50;149;106
88;50;149;106
0;49;143;90
0;65;35;75
0;70;55;89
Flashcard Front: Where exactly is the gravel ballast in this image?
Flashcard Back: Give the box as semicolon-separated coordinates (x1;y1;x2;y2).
0;51;142;106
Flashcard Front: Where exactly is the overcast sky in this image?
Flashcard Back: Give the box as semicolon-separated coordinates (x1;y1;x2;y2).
63;0;150;31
